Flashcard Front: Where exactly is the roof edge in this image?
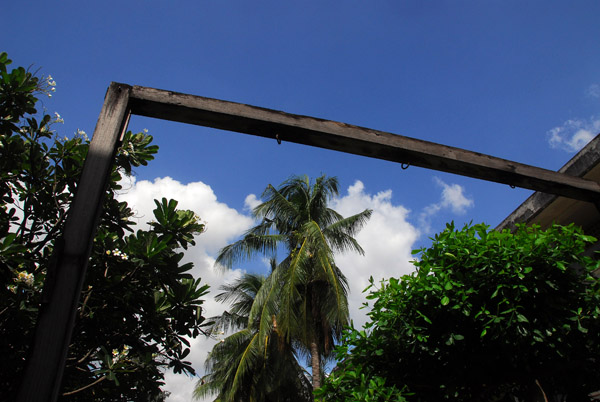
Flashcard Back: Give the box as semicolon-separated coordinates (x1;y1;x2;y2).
496;133;600;231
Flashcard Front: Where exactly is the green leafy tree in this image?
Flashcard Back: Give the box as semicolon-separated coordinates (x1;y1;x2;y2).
195;269;313;402
0;52;210;400
215;175;372;390
318;223;600;401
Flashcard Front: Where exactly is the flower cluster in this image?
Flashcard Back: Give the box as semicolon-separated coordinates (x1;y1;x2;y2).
40;75;57;97
14;271;34;286
47;75;56;91
106;249;129;261
53;112;64;124
75;129;88;141
111;344;131;365
120;141;134;156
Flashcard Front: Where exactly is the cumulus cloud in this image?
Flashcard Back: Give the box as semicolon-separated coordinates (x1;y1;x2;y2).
331;181;419;327
116;176;251;402
243;193;261;211
547;117;600;152
418;177;474;233
118;176;423;400
117;176;254;255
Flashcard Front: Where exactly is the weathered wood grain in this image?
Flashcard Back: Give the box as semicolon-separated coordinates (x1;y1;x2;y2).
17;83;131;402
128;85;600;203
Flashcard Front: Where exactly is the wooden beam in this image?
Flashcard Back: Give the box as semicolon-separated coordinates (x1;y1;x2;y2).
17;83;131;402
17;81;600;400
128;84;600;203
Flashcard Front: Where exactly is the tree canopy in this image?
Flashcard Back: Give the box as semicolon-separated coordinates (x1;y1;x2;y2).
195;269;313;402
0;52;210;400
197;175;372;400
317;222;600;401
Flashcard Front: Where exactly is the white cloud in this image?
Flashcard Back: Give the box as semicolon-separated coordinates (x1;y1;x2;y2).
243;193;261;211
331;181;419;328
117;177;423;399
547;117;600;152
587;83;600;99
436;177;474;214
117;176;254;255
116;176;251;402
418;177;474;233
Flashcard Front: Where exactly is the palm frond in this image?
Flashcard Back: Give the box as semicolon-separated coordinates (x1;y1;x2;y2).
206;310;248;336
202;174;370;399
230;331;262;397
215;233;284;269
305;220;349;319
323;208;373;254
277;237;311;343
248;266;283;342
205;273;268;335
254;183;301;224
195;328;256;401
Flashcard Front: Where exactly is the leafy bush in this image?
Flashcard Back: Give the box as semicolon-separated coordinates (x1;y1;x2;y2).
319;223;600;401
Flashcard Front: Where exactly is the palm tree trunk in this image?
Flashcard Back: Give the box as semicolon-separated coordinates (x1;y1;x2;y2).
310;341;321;389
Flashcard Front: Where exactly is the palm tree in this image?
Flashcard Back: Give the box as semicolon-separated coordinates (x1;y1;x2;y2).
194;270;312;402
216;175;372;389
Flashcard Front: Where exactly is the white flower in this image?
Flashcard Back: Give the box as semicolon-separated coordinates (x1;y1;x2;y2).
108;249;129;260
15;271;34;287
143;128;148;133
54;112;64;124
75;129;88;141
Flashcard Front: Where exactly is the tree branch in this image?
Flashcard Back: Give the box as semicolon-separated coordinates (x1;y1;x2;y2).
61;375;106;396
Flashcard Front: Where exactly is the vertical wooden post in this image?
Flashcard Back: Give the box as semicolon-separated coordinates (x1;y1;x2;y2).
17;83;131;402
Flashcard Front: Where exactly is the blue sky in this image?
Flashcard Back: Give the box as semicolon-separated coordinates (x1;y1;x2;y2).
5;1;600;400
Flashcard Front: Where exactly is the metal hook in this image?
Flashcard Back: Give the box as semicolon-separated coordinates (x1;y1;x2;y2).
276;134;282;145
401;163;410;170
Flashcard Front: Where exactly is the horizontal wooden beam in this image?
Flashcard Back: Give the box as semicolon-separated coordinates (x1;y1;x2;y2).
128;84;600;202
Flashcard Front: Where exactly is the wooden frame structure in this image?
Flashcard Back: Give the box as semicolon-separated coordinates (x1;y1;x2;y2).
17;82;600;401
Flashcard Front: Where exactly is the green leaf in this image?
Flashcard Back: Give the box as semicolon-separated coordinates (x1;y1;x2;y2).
516;314;528;323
